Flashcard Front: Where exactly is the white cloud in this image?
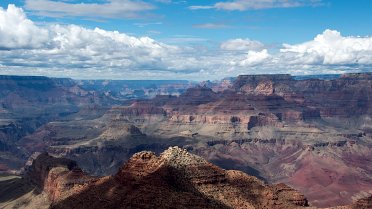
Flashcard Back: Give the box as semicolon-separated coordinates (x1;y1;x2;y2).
24;0;154;19
0;4;184;77
0;5;49;49
190;0;322;11
281;29;372;65
221;39;265;51
0;5;371;80
237;49;271;66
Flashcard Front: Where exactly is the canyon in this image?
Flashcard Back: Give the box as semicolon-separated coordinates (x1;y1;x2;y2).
0;73;371;208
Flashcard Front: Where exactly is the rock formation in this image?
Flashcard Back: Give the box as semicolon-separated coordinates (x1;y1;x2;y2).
19;147;310;209
6;147;368;209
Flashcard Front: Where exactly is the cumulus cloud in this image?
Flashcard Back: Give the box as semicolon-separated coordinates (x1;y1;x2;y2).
0;5;49;49
281;29;372;65
47;25;178;68
190;0;322;11
227;49;271;67
221;39;265;51
24;0;154;19
239;49;271;66
0;5;371;80
0;4;186;78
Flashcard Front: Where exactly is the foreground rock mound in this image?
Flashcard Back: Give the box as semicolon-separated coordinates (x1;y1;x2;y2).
115;147;309;209
21;148;309;209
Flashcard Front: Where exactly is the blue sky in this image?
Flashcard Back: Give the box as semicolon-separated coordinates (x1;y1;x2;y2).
0;0;371;80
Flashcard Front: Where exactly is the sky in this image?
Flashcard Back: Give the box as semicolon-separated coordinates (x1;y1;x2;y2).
0;0;371;80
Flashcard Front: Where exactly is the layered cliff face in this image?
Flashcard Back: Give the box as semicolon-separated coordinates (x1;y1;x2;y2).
93;73;370;139
232;73;372;119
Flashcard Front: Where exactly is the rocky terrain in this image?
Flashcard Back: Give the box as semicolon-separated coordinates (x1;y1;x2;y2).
1;73;371;208
1;148;370;209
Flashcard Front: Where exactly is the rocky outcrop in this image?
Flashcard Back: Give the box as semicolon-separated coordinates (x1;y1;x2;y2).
23;152;99;203
233;74;292;91
247;113;283;130
24;152;77;190
21;147;310;209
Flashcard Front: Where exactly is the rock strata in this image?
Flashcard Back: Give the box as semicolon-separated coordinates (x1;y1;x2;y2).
23;147;311;209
